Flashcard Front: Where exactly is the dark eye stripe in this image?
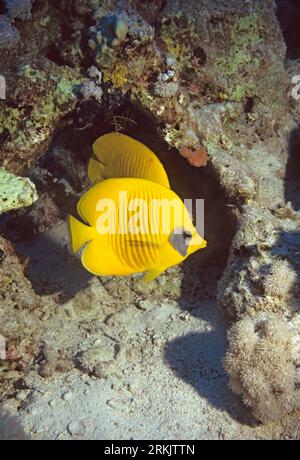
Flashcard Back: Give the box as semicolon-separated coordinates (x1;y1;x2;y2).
183;230;192;240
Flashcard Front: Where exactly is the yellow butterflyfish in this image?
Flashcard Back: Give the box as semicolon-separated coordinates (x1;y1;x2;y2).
87;132;170;188
68;178;206;281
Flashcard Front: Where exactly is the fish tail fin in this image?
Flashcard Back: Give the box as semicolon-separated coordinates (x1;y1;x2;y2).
68;215;97;254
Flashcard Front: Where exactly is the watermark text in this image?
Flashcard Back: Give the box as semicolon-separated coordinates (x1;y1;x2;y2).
0;75;6;100
291;75;300;100
93;192;205;244
0;335;6;360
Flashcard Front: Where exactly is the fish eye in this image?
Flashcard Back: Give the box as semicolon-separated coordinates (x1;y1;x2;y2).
182;230;192;241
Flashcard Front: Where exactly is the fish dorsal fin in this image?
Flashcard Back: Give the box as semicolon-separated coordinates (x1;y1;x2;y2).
88;132;170;188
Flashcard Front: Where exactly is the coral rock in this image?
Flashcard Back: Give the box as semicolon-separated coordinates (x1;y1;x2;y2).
0;14;19;48
0;169;37;214
225;314;300;423
5;0;33;21
179;146;208;167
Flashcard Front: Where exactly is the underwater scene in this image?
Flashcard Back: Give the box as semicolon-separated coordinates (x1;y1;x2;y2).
0;0;300;441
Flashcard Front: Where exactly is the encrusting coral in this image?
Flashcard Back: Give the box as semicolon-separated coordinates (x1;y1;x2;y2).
154;70;179;98
0;0;33;48
5;0;33;21
80;66;103;103
88;13;128;54
80;80;103;103
0;14;19;48
224;314;300;424
263;259;297;299
0;169;37;214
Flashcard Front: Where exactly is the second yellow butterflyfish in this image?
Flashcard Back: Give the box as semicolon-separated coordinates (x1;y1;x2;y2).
87;132;170;188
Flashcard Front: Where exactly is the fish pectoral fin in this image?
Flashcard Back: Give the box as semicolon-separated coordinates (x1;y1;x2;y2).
81;239;130;277
143;267;165;283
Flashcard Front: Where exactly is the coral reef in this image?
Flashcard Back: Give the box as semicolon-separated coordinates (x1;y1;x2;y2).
0;0;300;428
80;80;103;103
88;13;128;53
0;0;33;49
87;65;102;84
154;70;179;98
72;0;100;16
217;203;300;320
0;57;81;174
154;79;179;98
0;235;41;399
286;59;300;123
88;5;154;91
0;169;37;214
5;0;33;21
263;259;297;299
179;146;208;168
0;2;82;175
224;314;300;423
80;66;103;103
0;14;19;48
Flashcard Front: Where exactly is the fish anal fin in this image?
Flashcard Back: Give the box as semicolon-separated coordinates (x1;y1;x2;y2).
81;239;131;277
143;267;165;283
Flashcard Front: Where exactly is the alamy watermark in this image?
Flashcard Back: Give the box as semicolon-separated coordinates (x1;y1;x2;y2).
0;75;6;100
0;334;6;360
291;75;300;101
93;192;205;244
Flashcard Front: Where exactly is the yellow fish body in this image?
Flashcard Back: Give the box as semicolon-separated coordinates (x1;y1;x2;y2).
69;178;206;281
88;132;170;189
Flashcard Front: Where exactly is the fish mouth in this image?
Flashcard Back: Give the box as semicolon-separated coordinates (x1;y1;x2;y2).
193;234;207;248
187;235;207;254
199;239;207;249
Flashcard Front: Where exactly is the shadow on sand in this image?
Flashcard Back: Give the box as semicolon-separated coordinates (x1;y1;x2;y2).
163;304;257;426
15;223;92;302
